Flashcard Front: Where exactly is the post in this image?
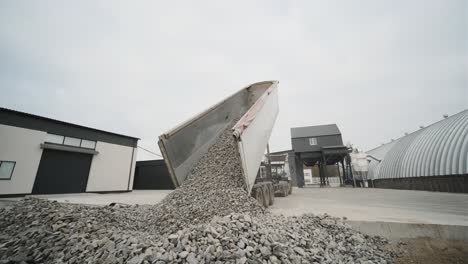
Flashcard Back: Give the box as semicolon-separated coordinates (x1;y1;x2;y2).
319;162;324;187
350;163;356;188
295;154;305;188
341;160;346;185
322;155;328;186
266;144;272;178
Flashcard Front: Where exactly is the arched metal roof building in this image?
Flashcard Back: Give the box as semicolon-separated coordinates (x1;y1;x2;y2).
367;109;468;182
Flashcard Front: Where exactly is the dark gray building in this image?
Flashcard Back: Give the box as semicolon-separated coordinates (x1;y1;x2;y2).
291;124;343;152
133;160;175;190
291;124;351;187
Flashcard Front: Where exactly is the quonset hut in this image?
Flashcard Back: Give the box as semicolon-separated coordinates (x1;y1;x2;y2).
367;109;468;193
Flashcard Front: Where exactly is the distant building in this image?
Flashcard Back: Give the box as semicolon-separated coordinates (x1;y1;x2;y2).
290;124;351;187
367;109;468;193
0;107;138;197
133;159;175;190
302;164;342;186
257;149;295;184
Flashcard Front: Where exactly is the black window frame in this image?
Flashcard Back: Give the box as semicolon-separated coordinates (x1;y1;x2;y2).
63;136;82;147
44;133;66;145
308;137;318;146
80;139;97;149
0;160;16;180
44;133;97;150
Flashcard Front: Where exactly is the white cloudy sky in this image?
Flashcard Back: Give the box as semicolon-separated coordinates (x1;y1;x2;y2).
1;0;467;160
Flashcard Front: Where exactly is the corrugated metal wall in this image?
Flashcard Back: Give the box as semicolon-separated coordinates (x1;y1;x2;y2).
367;109;468;180
367;140;397;180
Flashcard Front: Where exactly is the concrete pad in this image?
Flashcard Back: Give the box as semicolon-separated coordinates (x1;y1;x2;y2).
269;188;468;241
13;188;468;227
5;187;468;241
347;220;468;241
269;188;468;226
27;190;172;205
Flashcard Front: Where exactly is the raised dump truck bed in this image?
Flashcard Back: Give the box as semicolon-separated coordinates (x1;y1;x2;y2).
158;81;289;206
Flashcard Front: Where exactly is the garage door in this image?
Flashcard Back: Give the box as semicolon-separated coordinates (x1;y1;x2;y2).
133;160;175;190
32;149;93;194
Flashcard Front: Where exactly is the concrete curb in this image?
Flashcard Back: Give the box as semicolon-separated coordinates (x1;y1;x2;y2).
347;220;468;241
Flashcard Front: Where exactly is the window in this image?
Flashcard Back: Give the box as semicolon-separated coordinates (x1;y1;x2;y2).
64;137;81;147
45;133;97;150
309;137;317;145
81;139;96;149
45;134;64;144
0;161;16;180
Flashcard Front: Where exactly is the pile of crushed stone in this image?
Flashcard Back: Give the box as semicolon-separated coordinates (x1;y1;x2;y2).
0;200;395;264
0;123;396;263
145;123;264;235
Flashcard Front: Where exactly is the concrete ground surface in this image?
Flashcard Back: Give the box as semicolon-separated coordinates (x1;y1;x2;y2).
270;187;468;226
5;187;466;227
28;190;172;205
2;187;468;261
270;188;468;242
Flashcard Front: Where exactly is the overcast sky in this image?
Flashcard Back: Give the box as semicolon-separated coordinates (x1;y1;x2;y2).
1;0;467;160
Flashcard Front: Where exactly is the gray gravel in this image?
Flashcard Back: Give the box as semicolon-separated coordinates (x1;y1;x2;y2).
144;124;264;235
0;123;396;263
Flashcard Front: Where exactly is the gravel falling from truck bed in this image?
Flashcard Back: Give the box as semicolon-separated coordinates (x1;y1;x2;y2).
145;122;265;234
0;123;397;263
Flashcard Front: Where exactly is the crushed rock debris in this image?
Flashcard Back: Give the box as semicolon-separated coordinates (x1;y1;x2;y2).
0;123;396;263
145;124;265;235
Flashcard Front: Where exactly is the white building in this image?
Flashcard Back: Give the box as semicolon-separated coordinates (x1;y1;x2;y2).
0;107;138;197
303;168;313;185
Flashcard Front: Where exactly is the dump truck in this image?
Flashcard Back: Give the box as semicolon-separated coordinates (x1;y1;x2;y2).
158;81;292;207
